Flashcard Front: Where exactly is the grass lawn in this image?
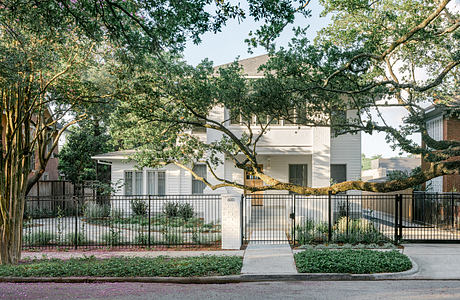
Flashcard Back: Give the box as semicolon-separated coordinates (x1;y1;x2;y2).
295;249;412;274
0;255;242;277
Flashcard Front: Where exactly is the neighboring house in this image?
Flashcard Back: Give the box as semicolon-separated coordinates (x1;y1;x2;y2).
93;54;362;196
2;107;60;199
422;100;460;192
362;157;420;182
1;108;60;182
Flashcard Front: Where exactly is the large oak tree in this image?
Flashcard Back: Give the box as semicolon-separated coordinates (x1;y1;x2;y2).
112;0;459;195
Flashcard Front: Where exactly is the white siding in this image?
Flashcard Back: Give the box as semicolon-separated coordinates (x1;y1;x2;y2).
110;160;188;195
330;110;362;186
312;127;331;188
330;133;361;181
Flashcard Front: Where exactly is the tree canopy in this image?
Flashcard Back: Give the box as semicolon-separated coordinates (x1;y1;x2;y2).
112;0;459;195
0;0;312;264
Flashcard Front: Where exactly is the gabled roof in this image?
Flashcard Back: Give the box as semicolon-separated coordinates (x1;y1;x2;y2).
213;54;269;78
91;150;136;161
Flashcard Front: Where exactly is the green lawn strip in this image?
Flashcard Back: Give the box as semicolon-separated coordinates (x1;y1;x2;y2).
0;256;243;277
294;249;412;274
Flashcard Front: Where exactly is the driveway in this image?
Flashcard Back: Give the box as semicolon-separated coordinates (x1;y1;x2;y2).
403;243;460;279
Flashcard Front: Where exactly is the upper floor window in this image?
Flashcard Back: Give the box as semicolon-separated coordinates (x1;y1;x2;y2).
426;116;443;141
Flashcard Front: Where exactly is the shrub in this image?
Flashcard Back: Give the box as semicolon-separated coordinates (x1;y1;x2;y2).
23;232;57;246
84;202;111;219
334;217;375;234
110;208;123;220
294;220;328;245
167;217;185;227
162;231;184;244
131;199;148;216
163;202;179;218
102;230;123;246
192;233;221;245
331;217;388;244
66;232;87;246
0;256;243;277
135;232;149;245
178;203;194;221
295;249;412;274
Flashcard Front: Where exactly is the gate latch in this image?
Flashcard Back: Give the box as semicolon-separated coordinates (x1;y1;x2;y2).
289;212;295;219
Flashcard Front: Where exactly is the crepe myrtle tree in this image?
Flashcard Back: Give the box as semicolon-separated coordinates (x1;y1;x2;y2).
0;0;312;264
112;0;459;196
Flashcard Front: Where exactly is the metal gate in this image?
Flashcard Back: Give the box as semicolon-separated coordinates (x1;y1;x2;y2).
242;194;295;244
242;192;460;246
398;193;460;242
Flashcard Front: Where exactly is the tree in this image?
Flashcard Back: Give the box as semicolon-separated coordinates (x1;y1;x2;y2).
112;0;459;196
58;120;113;184
0;0;312;264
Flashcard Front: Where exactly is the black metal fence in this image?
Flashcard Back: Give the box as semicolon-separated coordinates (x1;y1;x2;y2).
243;192;460;245
403;192;460;241
23;195;221;249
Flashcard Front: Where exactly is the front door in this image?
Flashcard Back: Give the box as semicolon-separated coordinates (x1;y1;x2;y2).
245;165;264;206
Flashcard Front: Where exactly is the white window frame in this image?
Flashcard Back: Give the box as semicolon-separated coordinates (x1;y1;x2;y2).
192;165;207;194
147;170;166;195
124;170;144;195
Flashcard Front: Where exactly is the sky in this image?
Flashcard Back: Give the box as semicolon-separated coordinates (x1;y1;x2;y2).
182;0;459;158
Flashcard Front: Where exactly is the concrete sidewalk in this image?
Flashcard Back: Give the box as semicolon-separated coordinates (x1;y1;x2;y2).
403;243;460;279
241;230;297;275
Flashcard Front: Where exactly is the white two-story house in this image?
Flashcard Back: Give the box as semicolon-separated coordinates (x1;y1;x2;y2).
92;54;362;196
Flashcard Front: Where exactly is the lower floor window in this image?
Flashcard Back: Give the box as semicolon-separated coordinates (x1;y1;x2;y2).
125;171;143;195
289;164;308;194
148;171;166;195
192;165;207;194
125;170;166;195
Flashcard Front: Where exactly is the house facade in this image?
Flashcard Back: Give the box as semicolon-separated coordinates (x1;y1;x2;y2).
423;102;460;193
93;55;362;196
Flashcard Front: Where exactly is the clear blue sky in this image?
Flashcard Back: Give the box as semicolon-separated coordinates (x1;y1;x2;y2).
182;1;426;158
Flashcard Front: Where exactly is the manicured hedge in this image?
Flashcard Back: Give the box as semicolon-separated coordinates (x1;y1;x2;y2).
295;249;412;274
0;255;242;277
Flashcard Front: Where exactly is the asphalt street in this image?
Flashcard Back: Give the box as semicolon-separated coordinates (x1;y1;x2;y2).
2;280;460;300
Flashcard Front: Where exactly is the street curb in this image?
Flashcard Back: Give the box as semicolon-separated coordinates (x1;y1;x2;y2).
0;257;421;283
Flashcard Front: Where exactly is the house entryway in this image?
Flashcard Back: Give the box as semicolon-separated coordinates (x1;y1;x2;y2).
244;166;264;206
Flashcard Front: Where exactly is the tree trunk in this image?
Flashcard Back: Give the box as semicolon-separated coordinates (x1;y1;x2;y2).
0;87;31;265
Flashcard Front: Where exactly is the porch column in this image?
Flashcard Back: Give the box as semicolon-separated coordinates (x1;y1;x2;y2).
312;127;330;188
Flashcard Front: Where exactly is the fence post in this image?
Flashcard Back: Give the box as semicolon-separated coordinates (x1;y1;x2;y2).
394;194;399;243
452;192;455;229
74;196;78;250
328;191;332;242
293;194;296;245
399;194;403;240
346;194;349;238
148;195;151;247
240;194;244;246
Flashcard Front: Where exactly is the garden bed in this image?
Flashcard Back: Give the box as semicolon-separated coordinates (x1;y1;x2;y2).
0;256;242;277
294;249;412;274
